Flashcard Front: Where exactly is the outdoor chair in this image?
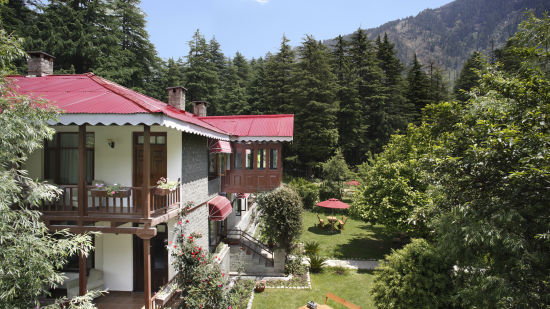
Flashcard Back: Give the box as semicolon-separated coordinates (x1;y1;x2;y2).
338;216;348;230
316;214;325;228
324;291;361;309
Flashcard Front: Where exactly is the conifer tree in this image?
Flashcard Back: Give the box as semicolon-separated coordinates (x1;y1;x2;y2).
219;55;249;115
406;54;431;122
292;35;339;176
454;51;485;102
264;35;295;114
248;57;267;114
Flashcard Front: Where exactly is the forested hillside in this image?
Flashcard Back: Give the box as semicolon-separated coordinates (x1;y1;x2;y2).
327;0;550;81
0;0;536;177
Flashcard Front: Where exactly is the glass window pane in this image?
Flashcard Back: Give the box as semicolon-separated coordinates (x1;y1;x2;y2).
47;134;57;147
246;149;253;170
270;149;278;169
156;136;166;144
86;149;94;184
45;150;56;180
257;149;265;169
234;152;242;170
209;153;216;174
60;133;78;147
59;149;78;184
86;133;95;148
150;136;156;144
137;136;144;144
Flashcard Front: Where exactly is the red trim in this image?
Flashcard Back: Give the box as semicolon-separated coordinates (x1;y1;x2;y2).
208;196;232;221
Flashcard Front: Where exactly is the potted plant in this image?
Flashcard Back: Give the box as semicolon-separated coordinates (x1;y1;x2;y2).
155;177;178;196
91;181;130;198
254;280;266;292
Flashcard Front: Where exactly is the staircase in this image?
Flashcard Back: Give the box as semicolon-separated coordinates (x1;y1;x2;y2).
227;229;282;275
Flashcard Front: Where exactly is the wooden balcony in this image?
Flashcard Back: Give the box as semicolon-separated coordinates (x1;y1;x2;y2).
40;184;181;233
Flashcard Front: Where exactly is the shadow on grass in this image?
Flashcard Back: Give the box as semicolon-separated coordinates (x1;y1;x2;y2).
357;269;376;275
332;234;403;260
307;226;342;235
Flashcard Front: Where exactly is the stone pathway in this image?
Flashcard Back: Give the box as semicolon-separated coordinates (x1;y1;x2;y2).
323;259;380;270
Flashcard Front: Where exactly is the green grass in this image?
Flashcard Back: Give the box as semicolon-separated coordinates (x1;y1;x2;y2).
252;269;376;309
299;210;401;260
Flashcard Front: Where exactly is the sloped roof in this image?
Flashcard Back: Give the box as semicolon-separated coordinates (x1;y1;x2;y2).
6;73;226;135
199;114;294;141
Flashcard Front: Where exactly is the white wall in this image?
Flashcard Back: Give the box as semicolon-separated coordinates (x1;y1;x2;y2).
24;125;182;187
94;223;134;291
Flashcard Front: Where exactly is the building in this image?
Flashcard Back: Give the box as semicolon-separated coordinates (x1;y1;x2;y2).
9;51;293;308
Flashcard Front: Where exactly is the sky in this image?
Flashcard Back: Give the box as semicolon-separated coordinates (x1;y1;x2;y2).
140;0;454;61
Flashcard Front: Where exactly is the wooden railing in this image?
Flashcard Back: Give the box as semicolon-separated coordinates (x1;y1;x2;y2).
41;182;181;218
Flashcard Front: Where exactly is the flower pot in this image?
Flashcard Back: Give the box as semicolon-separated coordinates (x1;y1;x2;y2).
112;188;131;198
91;189;108;197
254;280;266;292
155;187;176;196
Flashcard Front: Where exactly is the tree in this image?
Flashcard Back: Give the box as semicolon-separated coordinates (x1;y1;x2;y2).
406;54;431;122
453;51;485;102
372;239;454;309
247;57;267;114
291;35;339;176
257;185;303;252
0;28;94;308
264;35;295;114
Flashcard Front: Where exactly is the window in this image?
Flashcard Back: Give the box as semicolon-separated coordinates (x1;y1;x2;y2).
245;149;253;170
234;151;242;170
209;219;226;248
137;135;166;145
257;149;266;169
218;154;227;176
233;199;241;217
45;132;94;184
270;148;278;169
208;153;217;179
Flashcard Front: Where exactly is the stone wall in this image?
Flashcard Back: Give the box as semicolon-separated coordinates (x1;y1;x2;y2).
180;204;209;250
181;133;209;206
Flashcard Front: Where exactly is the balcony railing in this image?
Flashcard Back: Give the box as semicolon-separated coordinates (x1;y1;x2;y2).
41;183;181;218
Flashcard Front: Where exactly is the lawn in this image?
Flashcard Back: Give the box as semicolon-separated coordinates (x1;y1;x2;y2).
299;210;401;260
252;269;375;309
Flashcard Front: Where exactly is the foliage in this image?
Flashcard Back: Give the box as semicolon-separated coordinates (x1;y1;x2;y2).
308;255;327;273
257;185;303;252
284;253;306;277
171;216;230;309
320;149;350;183
287;178;318;209
371;239;453;309
0;29;94;308
155;177;178;190
303;241;320;257
318;180;341;201
453;51;486;102
226;279;254;309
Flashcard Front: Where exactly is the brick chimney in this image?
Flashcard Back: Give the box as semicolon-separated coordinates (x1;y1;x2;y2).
193;101;207;117
27;51;54;77
167;86;187;111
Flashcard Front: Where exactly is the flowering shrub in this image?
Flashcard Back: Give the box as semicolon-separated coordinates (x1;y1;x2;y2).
156;177;178;190
170;204;231;309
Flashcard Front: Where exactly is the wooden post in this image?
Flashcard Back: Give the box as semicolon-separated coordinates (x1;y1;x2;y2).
143;125;151;218
143;238;151;309
78;251;87;296
78;125;87;219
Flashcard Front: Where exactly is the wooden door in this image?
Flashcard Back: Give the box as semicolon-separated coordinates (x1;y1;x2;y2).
132;132;167;205
133;224;168;293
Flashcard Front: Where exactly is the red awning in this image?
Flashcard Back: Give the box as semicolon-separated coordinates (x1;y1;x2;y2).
236;193;250;199
346;180;360;186
209;140;232;153
208;196;232;221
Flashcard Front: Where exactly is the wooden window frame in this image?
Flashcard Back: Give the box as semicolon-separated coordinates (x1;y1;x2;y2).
44;132;95;185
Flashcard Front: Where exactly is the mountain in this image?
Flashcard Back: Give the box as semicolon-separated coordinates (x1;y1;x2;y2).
325;0;550;82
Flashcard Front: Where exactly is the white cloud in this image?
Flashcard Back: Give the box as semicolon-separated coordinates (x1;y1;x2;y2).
256;0;270;4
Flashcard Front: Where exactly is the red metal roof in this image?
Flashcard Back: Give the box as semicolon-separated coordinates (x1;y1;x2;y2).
208;140;232;153
208;196;232;221
6;73;226;134
199;114;294;137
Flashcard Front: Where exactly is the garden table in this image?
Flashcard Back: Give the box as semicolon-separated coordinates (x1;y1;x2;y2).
326;216;337;230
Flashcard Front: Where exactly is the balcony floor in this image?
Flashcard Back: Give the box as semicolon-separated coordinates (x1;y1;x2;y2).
95;291;145;309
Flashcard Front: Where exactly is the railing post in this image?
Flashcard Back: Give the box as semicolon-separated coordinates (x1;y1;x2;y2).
142;125;151;218
78;125;88;219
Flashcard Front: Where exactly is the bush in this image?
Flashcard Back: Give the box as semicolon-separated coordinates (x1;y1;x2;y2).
371;238;453;309
308;255;327;273
227;279;254;309
303;241;320;257
257;185;303;252
288;178;319;209
285;253;306;276
319;180;341;200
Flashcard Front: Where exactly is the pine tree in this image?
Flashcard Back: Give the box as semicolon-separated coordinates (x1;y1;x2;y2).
292;35;339;176
406;54;431;122
427;60;449;104
220;55;249;115
454;51;485;102
264;35;295;114
183;30;220;114
248;57;267;114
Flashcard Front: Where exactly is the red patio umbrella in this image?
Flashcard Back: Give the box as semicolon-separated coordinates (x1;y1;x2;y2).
316;198;350;209
346;180;360;186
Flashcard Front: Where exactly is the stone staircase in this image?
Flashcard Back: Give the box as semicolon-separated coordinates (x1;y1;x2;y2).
226;229;284;275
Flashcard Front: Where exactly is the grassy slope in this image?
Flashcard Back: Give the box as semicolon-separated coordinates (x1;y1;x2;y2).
252;269;375;309
299;210;400;260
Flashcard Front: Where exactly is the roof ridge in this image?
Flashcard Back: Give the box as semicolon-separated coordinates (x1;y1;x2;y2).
199;114;294;119
87;73;162;113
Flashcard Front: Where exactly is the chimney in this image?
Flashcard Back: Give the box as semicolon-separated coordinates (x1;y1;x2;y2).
27;51;54;76
193;101;208;117
167;86;187;111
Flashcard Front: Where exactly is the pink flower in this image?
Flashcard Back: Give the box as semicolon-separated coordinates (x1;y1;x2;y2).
111;191;115;195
